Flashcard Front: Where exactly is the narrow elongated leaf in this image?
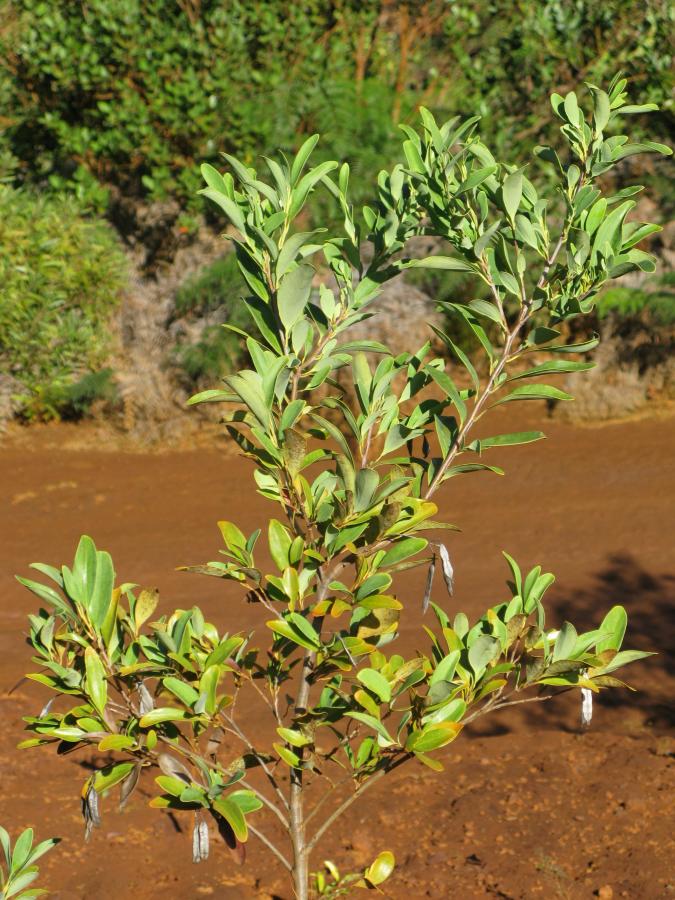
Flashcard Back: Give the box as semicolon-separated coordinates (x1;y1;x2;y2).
277;264;314;331
468;635;500;677
503;171;523;221
380;537;427;568
596;606;627;653
357;668;391;703
84;648;107;715
477;431;545;450
493;384;573;405
406;721;462;752
403;256;474;272
345;711;396;746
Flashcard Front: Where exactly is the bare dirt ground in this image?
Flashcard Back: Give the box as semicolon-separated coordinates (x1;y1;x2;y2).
0;406;673;899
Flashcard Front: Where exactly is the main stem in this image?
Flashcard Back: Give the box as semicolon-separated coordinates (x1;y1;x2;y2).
289;653;312;899
289;566;333;899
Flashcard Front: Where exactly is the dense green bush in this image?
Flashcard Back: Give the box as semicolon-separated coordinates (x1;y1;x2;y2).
0;186;127;419
1;1;671;217
598;273;675;324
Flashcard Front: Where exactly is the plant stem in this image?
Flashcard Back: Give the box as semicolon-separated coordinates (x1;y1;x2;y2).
424;304;529;499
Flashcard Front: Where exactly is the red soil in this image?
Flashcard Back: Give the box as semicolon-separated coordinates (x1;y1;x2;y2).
0;406;673;899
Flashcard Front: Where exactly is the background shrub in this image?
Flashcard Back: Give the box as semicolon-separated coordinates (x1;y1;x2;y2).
1;0;671;218
598;274;675;325
171;252;253;385
0;186;127;419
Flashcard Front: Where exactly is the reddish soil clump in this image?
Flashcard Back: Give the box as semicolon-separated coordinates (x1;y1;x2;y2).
1;406;673;898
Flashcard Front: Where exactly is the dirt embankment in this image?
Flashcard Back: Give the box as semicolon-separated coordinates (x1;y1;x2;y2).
0;406;673;898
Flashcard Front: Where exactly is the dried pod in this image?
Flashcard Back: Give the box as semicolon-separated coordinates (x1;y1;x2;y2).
82;786;101;841
158;752;193;785
581;687;593;728
438;543;454;596
137;680;154;715
192;815;209;863
422;553;436;614
119;764;141;810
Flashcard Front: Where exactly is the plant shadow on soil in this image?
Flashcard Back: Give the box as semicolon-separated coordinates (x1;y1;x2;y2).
465;553;675;739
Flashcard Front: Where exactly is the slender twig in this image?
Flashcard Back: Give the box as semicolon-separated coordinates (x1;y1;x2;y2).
240;777;289;829
223;714;290;811
248;823;292;872
307;753;412;853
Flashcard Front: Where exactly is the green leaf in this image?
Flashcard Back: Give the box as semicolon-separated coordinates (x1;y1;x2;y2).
228;790;264;815
357;668;391;703
89;550;114;628
199;188;246;234
503;171;523;221
84;648;107;715
98;735;135;751
553;622;578;662
200;163;226;192
15;576;70;617
273;742;302;767
277;264;314;331
602;649;654;674
287;613;321;648
403;256;474;272
493;384;573;405
0;825;10;867
94;762;135;793
468;635;500;678
365;850;396;886
596;606;627;653
508;360;594;381
134;588;159;631
276;727;312;748
139;707;188;727
406;721;462;753
212;797;248;842
290;134;320;184
267;615;320;650
380;537;427;568
10;828;33;874
225;371;270;429
268;519;292;571
163;676;200;708
592;89;611;132
429;651;460;685
354;468;379;513
345;711;396;746
476;431;545;449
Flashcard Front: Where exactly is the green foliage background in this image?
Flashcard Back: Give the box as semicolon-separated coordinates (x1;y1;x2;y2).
0;187;127;419
0;0;672;420
1;0;671;210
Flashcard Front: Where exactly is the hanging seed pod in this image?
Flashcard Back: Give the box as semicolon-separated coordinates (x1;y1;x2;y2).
580;687;593;728
119;764;141;810
192;817;202;864
422;553;436;614
158;752;193;785
198;819;209;861
137;680;154;715
438;543;454;596
82;786;101;841
39;696;55;718
192;814;209;863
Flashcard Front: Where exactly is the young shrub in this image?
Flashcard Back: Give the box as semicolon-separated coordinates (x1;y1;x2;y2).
16;78;668;898
0;826;58;899
0;187;127;420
